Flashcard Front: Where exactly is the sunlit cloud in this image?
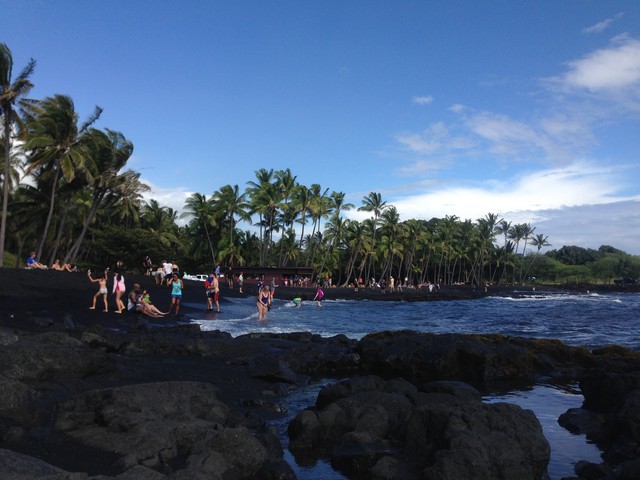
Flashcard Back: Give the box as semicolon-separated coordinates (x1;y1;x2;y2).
388;161;638;225
559;35;640;92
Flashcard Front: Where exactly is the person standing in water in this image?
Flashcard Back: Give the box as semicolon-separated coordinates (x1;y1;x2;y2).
313;286;324;307
210;272;220;313
257;285;271;321
205;273;214;311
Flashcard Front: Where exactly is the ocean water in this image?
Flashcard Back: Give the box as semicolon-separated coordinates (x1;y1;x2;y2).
186;291;640;479
190;291;640;350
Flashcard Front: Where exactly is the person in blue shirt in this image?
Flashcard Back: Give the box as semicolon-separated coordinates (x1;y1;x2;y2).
26;252;47;269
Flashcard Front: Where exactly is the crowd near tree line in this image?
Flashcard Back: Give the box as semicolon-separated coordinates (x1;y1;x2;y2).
2;43;639;287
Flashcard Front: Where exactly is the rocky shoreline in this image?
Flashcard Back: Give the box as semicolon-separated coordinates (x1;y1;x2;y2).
1;268;639;479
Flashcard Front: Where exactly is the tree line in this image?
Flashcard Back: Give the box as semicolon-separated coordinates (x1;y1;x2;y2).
2;43;638;286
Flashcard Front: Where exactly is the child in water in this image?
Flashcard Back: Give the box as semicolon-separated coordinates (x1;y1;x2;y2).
313;287;324;307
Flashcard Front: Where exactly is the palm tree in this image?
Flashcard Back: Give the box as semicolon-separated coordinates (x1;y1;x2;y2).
358;192;387;277
4;183;46;267
292;184;311;264
512;223;535;284
359;191;387;220
306;184;330;266
328;191;354;220
106;170;147;228
378;206;403;279
64;129;140;264
0;43;36;266
524;233;551;282
316;191;354;276
274;168;297;266
246;168;276;266
182;192;216;265
140;199;180;249
213;184;250;251
472;213;501;284
23;94;102;259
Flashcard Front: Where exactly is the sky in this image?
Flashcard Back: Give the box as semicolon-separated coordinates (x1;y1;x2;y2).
3;1;640;254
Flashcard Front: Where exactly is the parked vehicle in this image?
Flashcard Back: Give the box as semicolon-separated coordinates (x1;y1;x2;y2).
183;274;207;282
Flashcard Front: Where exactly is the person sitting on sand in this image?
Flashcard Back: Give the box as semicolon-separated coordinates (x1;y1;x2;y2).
51;259;75;272
25;251;47;269
127;283;164;318
88;268;109;312
141;289;168;316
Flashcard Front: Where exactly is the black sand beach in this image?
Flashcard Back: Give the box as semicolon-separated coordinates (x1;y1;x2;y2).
2;268;640;479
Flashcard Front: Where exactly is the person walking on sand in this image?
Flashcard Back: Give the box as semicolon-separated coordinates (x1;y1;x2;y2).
313;286;324;307
257;285;271;321
167;272;184;316
88;268;109;312
112;271;126;313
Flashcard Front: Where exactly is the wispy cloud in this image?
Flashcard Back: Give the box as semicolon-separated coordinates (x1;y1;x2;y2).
582;13;623;34
394;36;639;176
412;95;434;105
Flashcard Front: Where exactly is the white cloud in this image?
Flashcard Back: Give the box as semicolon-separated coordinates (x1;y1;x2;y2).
535;200;640;254
582;13;623;34
412;95;434;105
142;179;193;225
561;36;640;91
388;161;638;225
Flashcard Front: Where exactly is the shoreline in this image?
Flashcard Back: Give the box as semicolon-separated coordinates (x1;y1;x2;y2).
1;267;638;335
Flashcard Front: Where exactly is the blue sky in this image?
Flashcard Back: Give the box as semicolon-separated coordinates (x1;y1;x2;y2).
3;1;640;253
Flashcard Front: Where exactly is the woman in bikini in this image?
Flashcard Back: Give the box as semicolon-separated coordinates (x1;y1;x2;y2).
88;268;109;312
257;285;271;321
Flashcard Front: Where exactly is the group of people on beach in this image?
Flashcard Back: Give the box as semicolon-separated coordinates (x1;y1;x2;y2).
87;267;184;317
256;278;325;322
25;251;76;272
